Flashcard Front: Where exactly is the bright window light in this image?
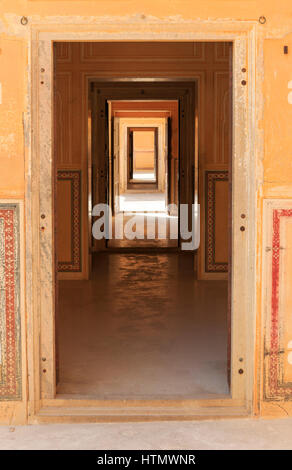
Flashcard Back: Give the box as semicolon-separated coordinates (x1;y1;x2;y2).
132;172;156;181
119;195;166;212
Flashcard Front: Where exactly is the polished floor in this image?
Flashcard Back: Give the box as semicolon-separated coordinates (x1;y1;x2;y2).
108;213;178;248
107;191;178;249
108;191;178;248
57;253;229;399
118;192;166;212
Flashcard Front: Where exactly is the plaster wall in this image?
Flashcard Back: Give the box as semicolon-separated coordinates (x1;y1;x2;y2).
0;0;292;423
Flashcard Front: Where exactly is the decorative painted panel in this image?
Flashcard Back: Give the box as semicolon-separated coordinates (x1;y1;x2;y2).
264;200;292;400
55;42;72;63
55;72;72;165
214;42;230;62
205;171;229;273
80;41;206;62
214;71;231;164
0;203;21;400
57;171;82;272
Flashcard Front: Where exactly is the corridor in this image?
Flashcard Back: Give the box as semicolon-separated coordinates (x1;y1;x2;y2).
57;253;229;399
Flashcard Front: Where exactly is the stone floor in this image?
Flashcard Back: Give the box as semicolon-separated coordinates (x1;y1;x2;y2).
118;192;167;212
108;191;178;248
57;253;228;399
1;418;292;449
108;212;178;248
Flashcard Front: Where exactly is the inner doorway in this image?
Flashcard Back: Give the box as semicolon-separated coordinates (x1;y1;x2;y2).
108;99;180;249
91;81;196;252
54;42;232;400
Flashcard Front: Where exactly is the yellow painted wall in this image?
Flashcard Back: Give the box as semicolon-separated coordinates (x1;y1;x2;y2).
263;36;292;193
0;37;25;197
1;0;292;422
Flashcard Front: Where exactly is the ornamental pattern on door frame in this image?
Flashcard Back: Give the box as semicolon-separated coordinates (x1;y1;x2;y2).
205;170;229;273
57;170;82;272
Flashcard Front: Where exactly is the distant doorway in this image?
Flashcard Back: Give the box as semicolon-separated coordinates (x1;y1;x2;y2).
89;80;197;253
106;99;179;249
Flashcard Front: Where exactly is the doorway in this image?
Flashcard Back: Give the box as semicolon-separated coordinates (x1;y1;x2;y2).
54;43;232;400
108;99;180;249
90;80;196;252
28;20;257;418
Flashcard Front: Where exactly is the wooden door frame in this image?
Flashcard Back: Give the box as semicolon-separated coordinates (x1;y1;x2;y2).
91;79;196;253
111;115;170;198
127;127;159;190
27;22;258;422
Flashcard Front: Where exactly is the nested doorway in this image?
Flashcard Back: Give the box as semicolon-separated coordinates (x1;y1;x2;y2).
54;44;231;399
31;31;256;418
